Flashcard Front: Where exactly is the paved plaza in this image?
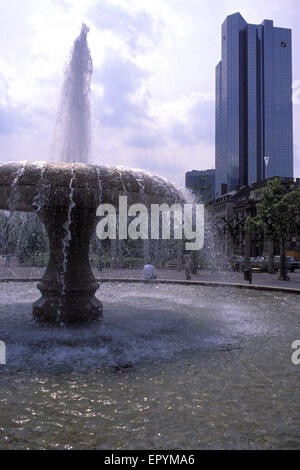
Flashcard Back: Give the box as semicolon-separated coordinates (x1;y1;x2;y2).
1;256;300;291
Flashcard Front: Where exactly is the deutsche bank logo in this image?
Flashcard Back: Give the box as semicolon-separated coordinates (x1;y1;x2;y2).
0;340;6;365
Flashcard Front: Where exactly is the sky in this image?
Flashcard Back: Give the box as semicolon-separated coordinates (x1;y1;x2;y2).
0;0;299;185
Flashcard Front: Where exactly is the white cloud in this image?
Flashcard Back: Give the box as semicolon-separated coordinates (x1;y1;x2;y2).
149;91;214;125
0;0;299;182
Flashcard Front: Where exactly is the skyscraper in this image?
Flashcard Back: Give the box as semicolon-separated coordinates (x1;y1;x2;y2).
215;12;293;196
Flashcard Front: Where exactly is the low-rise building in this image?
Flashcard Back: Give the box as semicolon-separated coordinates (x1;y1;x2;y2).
185;169;215;203
213;177;300;260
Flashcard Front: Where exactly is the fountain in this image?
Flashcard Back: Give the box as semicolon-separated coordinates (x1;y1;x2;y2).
0;161;184;323
0;24;185;323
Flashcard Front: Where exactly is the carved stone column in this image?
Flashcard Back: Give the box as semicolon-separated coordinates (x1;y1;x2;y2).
32;164;103;324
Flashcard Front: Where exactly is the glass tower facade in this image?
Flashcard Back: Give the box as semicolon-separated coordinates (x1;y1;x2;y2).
215;13;293;196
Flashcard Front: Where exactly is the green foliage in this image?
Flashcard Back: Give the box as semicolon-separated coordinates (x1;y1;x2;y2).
188;175;216;206
246;178;300;242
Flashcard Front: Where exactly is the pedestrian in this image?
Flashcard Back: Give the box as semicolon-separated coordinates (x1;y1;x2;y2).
184;255;193;280
142;262;157;280
5;253;11;268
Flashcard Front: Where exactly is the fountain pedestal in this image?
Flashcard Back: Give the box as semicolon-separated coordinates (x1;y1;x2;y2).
32;163;102;324
33;205;102;324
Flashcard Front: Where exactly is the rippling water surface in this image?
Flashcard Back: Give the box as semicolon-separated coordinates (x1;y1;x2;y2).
0;282;300;449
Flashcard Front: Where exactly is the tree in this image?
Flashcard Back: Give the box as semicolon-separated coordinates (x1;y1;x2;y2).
188;175;217;206
247;178;300;281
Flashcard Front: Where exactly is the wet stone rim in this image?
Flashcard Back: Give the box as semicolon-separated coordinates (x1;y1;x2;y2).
0;277;300;296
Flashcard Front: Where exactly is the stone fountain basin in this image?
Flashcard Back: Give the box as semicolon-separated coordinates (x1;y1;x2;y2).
0;162;184;211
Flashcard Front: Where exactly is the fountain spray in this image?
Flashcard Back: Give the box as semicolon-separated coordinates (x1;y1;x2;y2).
53;23;93;164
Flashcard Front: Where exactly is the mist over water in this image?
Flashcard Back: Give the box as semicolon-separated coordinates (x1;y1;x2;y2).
52;24;92;164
